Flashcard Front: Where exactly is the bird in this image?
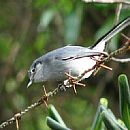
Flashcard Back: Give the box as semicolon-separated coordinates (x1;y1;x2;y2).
27;16;130;88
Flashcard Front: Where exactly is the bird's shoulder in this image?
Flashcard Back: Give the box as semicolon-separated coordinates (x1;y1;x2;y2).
43;45;88;61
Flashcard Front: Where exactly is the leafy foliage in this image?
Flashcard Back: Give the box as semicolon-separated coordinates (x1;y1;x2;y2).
46;74;130;130
0;1;130;130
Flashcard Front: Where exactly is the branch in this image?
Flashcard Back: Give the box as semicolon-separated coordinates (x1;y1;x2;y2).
83;0;130;4
111;57;130;63
114;3;122;25
0;85;67;129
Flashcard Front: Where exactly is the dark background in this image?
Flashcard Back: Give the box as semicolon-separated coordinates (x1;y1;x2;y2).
0;1;130;130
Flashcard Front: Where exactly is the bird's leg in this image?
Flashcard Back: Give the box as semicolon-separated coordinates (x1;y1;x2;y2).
58;83;67;91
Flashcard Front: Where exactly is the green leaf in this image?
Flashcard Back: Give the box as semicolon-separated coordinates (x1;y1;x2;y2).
38;8;56;31
64;3;83;44
102;111;126;130
100;98;108;108
48;104;67;127
46;117;71;130
91;98;108;130
118;119;127;129
118;74;130;129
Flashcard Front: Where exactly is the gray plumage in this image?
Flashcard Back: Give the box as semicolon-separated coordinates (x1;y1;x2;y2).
27;16;130;87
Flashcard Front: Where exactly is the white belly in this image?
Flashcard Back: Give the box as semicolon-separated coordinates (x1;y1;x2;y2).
67;57;96;79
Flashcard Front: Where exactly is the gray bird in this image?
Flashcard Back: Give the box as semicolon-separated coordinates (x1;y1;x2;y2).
27;17;130;87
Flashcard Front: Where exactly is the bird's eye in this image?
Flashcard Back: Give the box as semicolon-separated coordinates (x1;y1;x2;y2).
31;68;35;73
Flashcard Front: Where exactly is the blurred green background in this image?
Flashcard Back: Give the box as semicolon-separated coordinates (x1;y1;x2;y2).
0;0;130;130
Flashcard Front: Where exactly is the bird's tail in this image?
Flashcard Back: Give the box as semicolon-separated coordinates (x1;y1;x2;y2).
91;16;130;51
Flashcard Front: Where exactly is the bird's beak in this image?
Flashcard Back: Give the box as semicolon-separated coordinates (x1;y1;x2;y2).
27;70;34;88
27;80;33;88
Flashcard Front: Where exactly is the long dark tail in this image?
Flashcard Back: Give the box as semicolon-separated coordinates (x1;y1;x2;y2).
91;16;130;51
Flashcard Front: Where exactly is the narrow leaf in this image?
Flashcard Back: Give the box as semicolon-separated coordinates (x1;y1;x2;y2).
118;74;130;129
102;111;126;130
48;104;67;127
46;117;71;130
38;8;56;31
91;98;108;130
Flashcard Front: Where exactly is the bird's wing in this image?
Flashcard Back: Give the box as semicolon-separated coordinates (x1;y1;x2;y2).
43;46;108;61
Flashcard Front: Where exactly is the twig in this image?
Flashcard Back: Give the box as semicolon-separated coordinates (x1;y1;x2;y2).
77;39;130;81
99;64;112;71
15;114;20;130
121;33;130;41
83;0;130;4
114;3;122;25
0;85;67;129
111;57;130;63
42;85;49;108
109;41;130;57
